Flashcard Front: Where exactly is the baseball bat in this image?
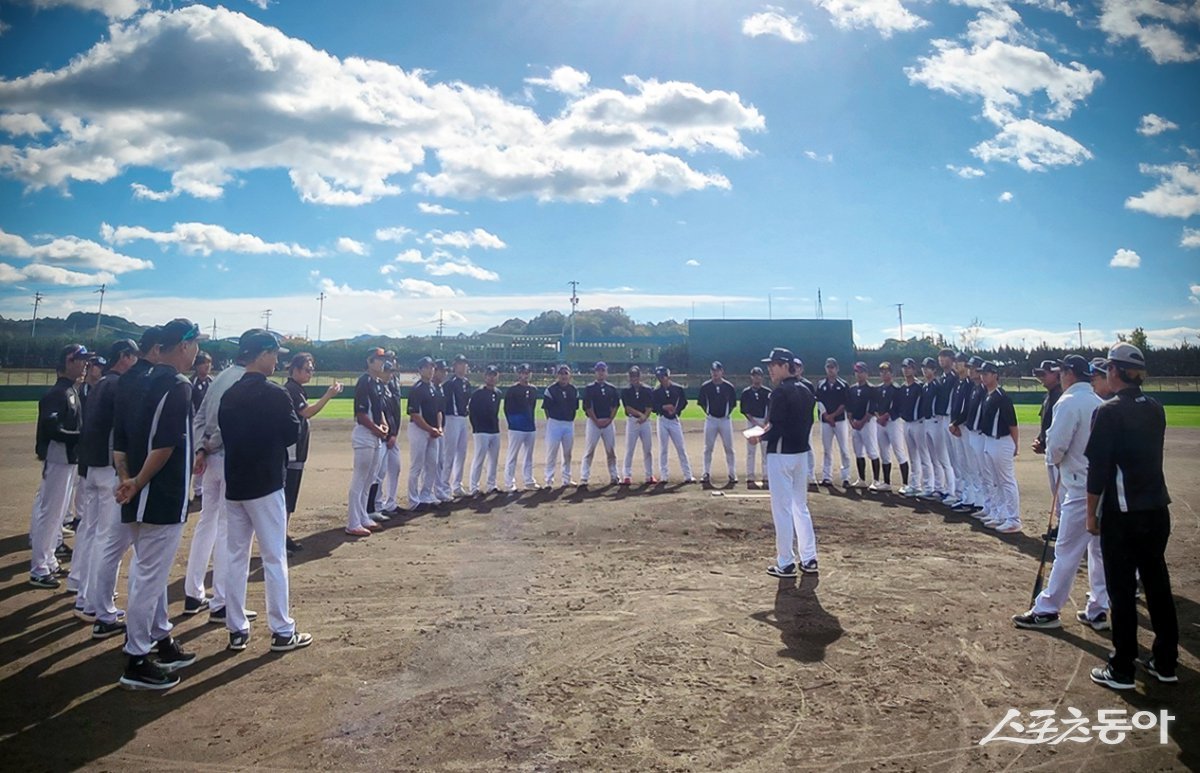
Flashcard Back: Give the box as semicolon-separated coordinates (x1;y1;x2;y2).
1029;471;1061;606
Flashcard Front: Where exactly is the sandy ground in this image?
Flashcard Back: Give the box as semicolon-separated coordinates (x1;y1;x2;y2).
0;418;1196;772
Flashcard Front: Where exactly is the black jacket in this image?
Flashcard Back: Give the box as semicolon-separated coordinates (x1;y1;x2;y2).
698;379;737;418
115;364;193;525
219;372;300;502
77;372;120;469
468;386;502;434
36;376;81;463
542;383;579;421
762;377;815;455
1085;387;1170;515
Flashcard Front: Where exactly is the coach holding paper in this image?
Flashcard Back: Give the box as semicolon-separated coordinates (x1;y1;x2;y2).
219;332;311;653
1086;343;1178;690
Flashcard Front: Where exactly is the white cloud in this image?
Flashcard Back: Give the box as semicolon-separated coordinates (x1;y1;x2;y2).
1110;248;1141;268
947;163;985;178
971;118;1093;171
1137;113;1179;136
336;237;367;255
426;228;506;250
100;222;318;257
1099;0;1200;64
1141;325;1200;346
0;6;763;205
392;248;426;264
524;65;591;95
1188;283;1200;304
383;247;499;282
130;183;177;201
388;278;462;298
854;295;873;302
1182;227;1200;247
685;259;700;266
811;0;927;37
375;226;414;243
1125;162;1200;218
248;0;269;8
417;202;460;215
0;113;50;136
0;227;153;276
998;190;1014;201
804;150;834;162
0;261;115;286
741;8;811;43
24;0;148;20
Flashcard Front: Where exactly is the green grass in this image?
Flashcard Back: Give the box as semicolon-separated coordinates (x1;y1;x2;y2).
4;400;1199;427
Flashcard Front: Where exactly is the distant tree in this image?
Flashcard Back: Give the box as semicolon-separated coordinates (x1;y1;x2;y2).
526;310;567;335
488;317;527;334
1117;326;1150;351
958;317;985;352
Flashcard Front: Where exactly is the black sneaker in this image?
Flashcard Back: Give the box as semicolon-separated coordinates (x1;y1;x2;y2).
800;559;819;574
766;563;798;579
1075;611;1111;631
1013;611;1062;630
92;619;127;639
228;631;250;651
119;656;180;691
55;544;73;560
28;573;61;589
1090;665;1135;690
209;607;258;624
285;536;303;554
183;595;211;615
1136;657;1179;684
153;637;197;672
270;632;314;652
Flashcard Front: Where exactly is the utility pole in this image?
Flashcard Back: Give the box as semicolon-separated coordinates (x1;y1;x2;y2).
32;292;44;338
93;283;106;341
316;291;326;342
567;280;579;347
211;319;217;341
816;288;824;320
1077;322;1083;348
894;303;904;341
262;309;272;332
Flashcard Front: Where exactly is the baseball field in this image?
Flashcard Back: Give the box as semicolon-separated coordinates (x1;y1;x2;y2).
0;418;1195;771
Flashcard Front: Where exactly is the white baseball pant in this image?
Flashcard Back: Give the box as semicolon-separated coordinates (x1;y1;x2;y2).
81;467;124;617
441;415;470;497
30;459;74;577
905;420;931;492
67;471;98;596
744;418;768;481
185;450;229;608
407;423;439;508
544;418;575;486
1031;492;1108;617
924;416;955;495
703;416;736;480
1045;464;1061;518
983;434;1019;524
469;433;501;493
224;489;294;637
122;521;185;657
623;418;654;481
970;431;993;513
819;420;851;483
767;452;816;569
375;440;402;511
349;427;383;528
504;430;537;489
581;420;618;483
656;418;693;481
850;419;879;460
877;418;909;465
951;431;977;504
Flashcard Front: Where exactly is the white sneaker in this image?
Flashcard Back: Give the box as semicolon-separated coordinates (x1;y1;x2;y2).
983;517;1005;529
898;485;914;496
996;520;1023;534
874;482;890;492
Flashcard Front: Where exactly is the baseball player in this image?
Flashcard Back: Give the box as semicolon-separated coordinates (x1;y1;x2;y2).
468;365;503;494
65;353;106;543
750;348;818;578
739;367;770;488
283;353;341;554
794;359;819;486
190;352;213;499
896;358;929;497
1085;343;1178;690
816;358;851;487
407;356;443;511
1032;359;1064;518
218;332;312;653
29;343;87;588
441;355;472;498
1090;358;1113;399
651;366;695;483
978;361;1021;533
872;362;908;493
112;318;205;690
370;354;402;519
503;364;539;491
542;364;579;488
922;349;957;503
345;348;389;536
430;360;453;502
620;366;656;485
73;340;138;625
698;361;738;486
580;362;621;486
957;357;989;516
915;358;942;498
846;362;880;489
1013;354;1109;631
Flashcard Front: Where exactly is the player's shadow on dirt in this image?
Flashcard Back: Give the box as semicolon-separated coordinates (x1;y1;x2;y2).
0;533;35;561
750;574;844;663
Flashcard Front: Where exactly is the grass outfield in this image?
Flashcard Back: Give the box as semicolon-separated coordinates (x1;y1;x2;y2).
3;400;1198;427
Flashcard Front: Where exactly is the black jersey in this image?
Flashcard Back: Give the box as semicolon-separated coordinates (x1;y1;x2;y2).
1085;386;1171;515
36;376;82;463
353;373;385;425
933;370;957;416
651;383;687;420
846;382;875;422
815;377;848;422
504;383;539;432
285;378;311;466
582;381;620;420
621;384;654;416
896;381;922;422
873;381;899;418
542;382;579;421
918;381;937;420
444;375;472;418
468;386;502;434
116;365;192;525
698;379;737;418
408;379;442;426
980;387;1017;439
1038;384;1063;446
220;372;299;501
762;377;815;455
739;385;770;420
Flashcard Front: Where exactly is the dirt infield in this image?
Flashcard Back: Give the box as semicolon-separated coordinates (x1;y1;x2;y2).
0;419;1196;772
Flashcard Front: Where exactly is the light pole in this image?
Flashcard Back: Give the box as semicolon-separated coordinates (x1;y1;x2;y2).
93;283;106;341
32;292;44;338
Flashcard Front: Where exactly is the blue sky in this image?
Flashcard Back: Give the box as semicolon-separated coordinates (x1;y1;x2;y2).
0;0;1197;348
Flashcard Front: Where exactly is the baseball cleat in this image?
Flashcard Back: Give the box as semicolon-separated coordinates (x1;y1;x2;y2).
28;573;60;589
119;657;180;691
620;477;632;486
766;563;798;579
270;632;314;652
153;637;197;672
227;631;250;651
1076;611;1111;631
1012;611;1061;629
1136;657;1178;683
92;619;127;639
995;520;1023;534
1090;665;1135;690
208;607;258;624
183;595;211;615
800;558;819;574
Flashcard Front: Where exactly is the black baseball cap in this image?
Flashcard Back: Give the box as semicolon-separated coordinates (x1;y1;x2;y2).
160;318;209;348
938;348;955;358
87;354;108;367
416;356;434;369
967;356;984;369
517;363;531;373
238;328;286;358
900;357;917;368
852;361;867;373
434;359;448;370
824;357;838;368
981;361;999;374
1061;354;1091;378
711;361;724;371
954;352;968;363
1033;359;1061;375
108;338;140;361
138;326;162;353
594;361;608;371
749;366;764;375
556;363;571;374
762;347;796;364
367;347;388;361
921;357;937;369
628;366;641;375
484;364;499;375
654;365;669;377
453;354;469;363
60;343;88;365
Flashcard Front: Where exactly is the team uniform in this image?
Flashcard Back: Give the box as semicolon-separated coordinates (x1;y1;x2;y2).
347;372;386;530
219;371;305;649
979;378;1020;531
620;381;655;483
948;372;978;508
652;380;694;482
503;380;539;490
542;381;579;487
815;377;851;485
897;376;928;496
30;375;82;585
73;369;124;619
739;384;770;483
1038;378;1064;513
872;379;908;492
580;378;621;485
797;376;818;484
407;378;443;509
964;373;992;518
284;377;311;516
467;384;502;494
373;376;403;514
846;377;880;488
190;371;212;497
925;368;957;500
698;377;738;483
441;371;472;497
